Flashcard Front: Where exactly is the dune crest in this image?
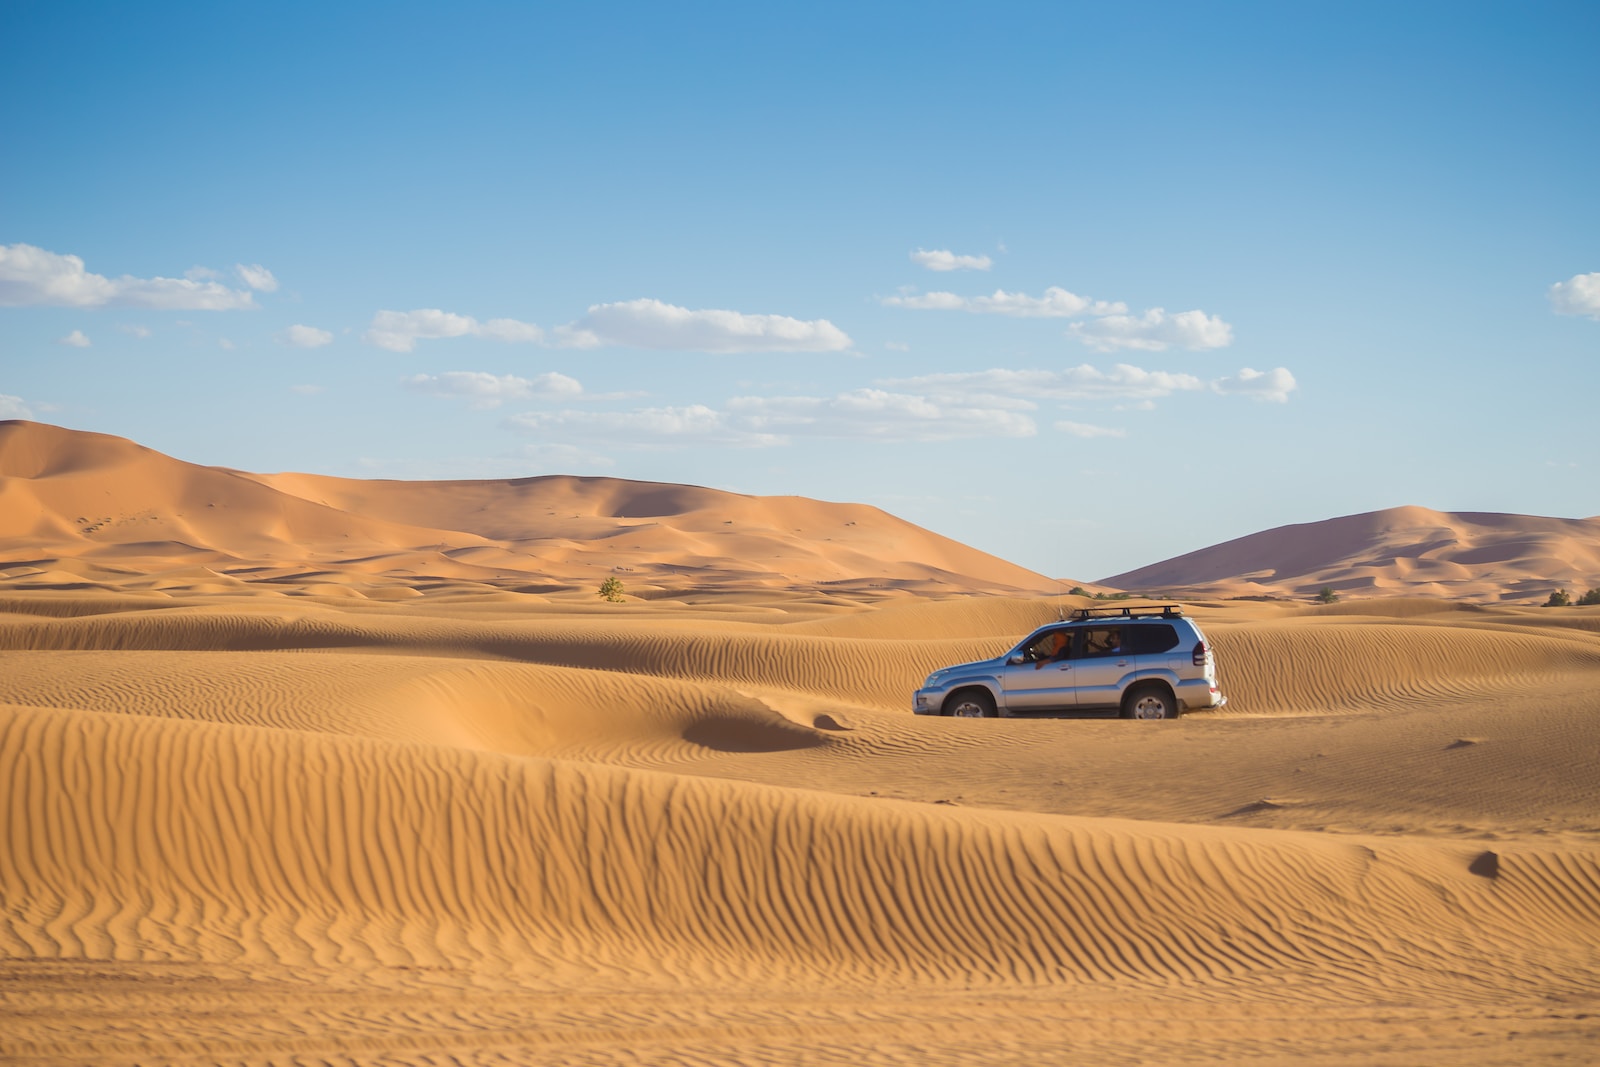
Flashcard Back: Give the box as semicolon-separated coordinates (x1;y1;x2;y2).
0;420;1056;597
1102;505;1600;602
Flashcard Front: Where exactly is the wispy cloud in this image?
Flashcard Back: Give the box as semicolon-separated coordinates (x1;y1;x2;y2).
0;394;34;419
119;323;153;338
507;405;785;448
405;370;583;408
1210;366;1297;402
235;263;278;292
1550;272;1600;319
573;298;853;352
364;309;548;352
0;243;258;310
1067;308;1233;351
883;286;1125;318
280;324;333;348
1055;420;1126;438
504;388;1036;449
883;364;1207;403
910;248;993;272
727;388;1036;441
58;329;91;348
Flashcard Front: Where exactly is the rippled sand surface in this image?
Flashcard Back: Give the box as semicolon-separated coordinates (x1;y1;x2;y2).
3;589;1598;1066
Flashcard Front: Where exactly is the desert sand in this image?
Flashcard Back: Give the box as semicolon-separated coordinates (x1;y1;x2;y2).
1104;505;1600;603
2;423;1598;1065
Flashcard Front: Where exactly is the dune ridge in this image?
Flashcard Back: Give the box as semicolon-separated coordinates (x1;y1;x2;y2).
0;421;1056;597
1103;505;1600;603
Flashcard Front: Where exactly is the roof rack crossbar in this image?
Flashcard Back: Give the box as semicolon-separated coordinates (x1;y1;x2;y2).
1067;604;1184;621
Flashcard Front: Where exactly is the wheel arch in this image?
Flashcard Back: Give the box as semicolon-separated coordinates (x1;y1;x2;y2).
1121;678;1179;716
943;684;1000;717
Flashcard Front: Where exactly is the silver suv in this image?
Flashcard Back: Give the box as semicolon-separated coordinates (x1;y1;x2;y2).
913;605;1226;720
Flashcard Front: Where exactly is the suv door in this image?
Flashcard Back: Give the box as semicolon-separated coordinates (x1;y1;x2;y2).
1070;625;1132;709
999;626;1079;712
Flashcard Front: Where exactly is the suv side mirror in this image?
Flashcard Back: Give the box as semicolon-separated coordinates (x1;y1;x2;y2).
1006;653;1025;665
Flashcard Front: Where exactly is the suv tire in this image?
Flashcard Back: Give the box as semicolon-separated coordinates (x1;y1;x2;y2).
1122;684;1177;720
944;689;996;718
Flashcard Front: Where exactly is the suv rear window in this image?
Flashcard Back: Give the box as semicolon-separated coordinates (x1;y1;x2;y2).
1129;624;1179;655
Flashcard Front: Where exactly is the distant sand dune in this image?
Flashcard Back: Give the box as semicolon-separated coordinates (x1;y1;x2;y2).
0;420;1057;597
1104;505;1600;603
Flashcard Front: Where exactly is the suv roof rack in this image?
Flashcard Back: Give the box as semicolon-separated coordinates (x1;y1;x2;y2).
1068;604;1184;621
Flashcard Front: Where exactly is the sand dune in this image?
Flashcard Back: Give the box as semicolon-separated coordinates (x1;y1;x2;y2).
4;425;1600;1064
0;420;1056;597
1103;505;1600;603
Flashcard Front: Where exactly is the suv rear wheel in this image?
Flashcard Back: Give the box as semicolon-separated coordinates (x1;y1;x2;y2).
944;688;996;718
1122;684;1177;720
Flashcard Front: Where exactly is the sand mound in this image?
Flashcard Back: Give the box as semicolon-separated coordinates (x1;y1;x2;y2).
0;420;1056;597
1103;505;1600;603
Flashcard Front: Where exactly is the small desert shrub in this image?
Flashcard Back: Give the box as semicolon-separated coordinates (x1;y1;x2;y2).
1544;589;1571;607
1316;587;1340;604
598;577;625;602
1577;588;1600;606
1068;586;1090;597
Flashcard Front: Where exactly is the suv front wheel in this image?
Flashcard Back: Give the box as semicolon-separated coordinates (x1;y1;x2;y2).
944;689;996;718
1122;684;1177;720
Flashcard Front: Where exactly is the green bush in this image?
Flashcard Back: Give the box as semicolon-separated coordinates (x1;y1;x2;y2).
1544;589;1571;607
598;576;626;603
1316;587;1339;604
1577;588;1600;606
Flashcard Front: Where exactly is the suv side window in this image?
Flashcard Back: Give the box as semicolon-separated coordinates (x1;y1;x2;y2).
1023;628;1075;662
1129;624;1179;655
1079;627;1125;658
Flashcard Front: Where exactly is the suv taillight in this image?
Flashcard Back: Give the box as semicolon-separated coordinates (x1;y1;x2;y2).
1192;641;1207;667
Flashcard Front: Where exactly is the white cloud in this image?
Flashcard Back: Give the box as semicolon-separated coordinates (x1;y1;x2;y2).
1055;420;1126;438
0;243;257;310
218;337;235;351
574;298;853;353
728;389;1036;441
290;384;324;395
0;394;34;419
883;286;1125;318
281;324;333;348
58;329;91;347
119;323;152;338
405;371;583;408
884;364;1207;403
235;264;278;292
476;318;546;343
1549;272;1600;319
507;404;784;448
1068;308;1233;351
910;248;993;272
363;308;547;352
1211;366;1297;403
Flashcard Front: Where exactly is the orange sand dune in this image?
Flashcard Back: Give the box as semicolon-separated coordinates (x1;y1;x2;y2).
3;423;1600;1065
1103;505;1600;603
0;420;1055;596
3;587;1599;1064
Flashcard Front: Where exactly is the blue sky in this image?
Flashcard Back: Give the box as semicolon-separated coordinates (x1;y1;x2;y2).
2;1;1597;579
